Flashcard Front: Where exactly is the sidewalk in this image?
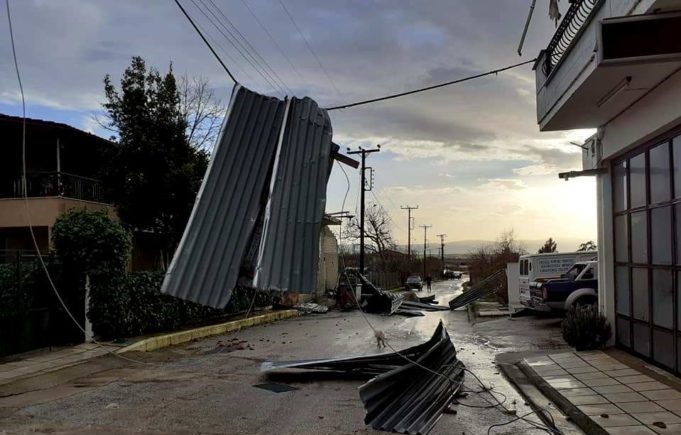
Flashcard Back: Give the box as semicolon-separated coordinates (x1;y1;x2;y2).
0;310;299;387
0;342;110;386
522;350;681;434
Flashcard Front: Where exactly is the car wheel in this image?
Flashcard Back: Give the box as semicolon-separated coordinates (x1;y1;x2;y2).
573;296;597;309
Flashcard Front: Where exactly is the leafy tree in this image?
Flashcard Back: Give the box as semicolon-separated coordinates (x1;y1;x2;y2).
578;241;597;251
101;57;208;258
538;237;557;254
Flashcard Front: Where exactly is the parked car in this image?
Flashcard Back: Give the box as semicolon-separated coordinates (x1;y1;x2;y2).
530;261;598;312
518;251;597;309
405;275;423;291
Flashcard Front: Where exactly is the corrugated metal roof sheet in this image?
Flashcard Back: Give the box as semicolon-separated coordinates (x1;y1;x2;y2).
161;85;286;307
359;321;464;435
253;96;333;293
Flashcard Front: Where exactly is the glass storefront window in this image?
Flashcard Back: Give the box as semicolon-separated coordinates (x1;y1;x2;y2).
632;267;649;321
615;215;628;262
673;135;681;198
630;154;646;208
616;266;630;315
653;269;673;328
631;211;647;264
650;143;671;204
651;206;672;265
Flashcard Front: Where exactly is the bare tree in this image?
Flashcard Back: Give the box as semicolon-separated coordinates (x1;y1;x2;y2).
178;75;225;151
578;240;597;251
345;203;396;269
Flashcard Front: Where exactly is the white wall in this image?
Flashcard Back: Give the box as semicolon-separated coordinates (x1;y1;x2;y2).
506;262;521;313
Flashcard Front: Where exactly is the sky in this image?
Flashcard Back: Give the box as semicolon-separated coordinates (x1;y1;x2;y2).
0;0;597;250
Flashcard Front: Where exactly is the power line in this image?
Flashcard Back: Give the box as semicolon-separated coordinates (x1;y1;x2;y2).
189;0;284;96
325;58;537;111
278;0;341;96
173;0;238;83
204;0;293;95
238;0;305;82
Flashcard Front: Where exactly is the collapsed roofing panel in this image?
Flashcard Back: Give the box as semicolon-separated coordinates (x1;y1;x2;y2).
448;269;507;310
254;96;334;293
161;85;285;307
262;321;465;435
162;86;335;308
359;322;464;435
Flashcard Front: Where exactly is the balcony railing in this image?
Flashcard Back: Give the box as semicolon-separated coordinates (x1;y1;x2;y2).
1;172;104;203
542;0;603;76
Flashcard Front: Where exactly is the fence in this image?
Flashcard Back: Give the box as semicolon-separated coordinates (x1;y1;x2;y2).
365;270;401;290
0;251;84;357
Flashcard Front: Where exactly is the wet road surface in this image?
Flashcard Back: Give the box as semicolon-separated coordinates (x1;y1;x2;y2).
0;280;582;434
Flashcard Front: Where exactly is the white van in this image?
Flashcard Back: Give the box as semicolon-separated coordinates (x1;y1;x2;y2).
518;251;597;308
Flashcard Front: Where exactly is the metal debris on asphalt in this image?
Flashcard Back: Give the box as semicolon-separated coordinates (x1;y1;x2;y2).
253;382;299;393
262;321;465;435
448;269;507;310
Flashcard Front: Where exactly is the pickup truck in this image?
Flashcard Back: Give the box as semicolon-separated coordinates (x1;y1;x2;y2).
530;261;598;312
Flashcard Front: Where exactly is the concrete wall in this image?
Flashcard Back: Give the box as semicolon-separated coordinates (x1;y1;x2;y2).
0;197;116;250
316;226;339;297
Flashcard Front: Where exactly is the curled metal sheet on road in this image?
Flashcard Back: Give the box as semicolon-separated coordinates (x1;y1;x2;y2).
254;96;334;294
448;269;507;310
262;321;465;435
399;300;450;312
360;321;464;435
161;85;285;308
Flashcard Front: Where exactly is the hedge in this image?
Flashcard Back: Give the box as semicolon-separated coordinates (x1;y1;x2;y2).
52;209;272;341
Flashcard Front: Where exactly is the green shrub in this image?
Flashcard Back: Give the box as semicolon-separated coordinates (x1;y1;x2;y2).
0;262;33;322
562;305;611;351
51;209;273;340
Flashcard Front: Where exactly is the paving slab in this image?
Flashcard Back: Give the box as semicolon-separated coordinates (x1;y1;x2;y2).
521;349;681;434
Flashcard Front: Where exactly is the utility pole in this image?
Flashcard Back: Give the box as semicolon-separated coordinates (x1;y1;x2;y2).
400;205;418;259
347;145;380;275
420;224;432;279
437;234;447;273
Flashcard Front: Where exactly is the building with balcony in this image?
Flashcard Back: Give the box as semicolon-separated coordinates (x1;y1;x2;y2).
0;114;116;260
534;0;681;373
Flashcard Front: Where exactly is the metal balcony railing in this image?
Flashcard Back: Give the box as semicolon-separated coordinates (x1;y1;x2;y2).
542;0;603;76
1;172;104;203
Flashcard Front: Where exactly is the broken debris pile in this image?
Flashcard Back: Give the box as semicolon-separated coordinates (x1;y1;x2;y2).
448;269;506;310
262;321;464;435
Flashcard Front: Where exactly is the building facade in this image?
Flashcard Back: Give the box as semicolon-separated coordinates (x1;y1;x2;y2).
534;0;681;372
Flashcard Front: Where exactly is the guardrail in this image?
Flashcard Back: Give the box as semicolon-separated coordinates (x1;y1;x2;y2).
1;172;104;203
542;0;602;76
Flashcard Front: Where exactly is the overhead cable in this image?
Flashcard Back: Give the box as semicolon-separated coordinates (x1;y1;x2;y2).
238;0;305;81
174;0;238;83
205;0;292;95
278;0;341;95
325;58;537;111
190;0;284;96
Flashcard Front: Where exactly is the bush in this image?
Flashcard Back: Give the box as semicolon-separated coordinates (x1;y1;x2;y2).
52;209;273;340
562;305;611;351
90;271;273;340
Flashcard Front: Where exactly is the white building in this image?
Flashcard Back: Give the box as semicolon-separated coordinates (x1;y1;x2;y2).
534;0;681;372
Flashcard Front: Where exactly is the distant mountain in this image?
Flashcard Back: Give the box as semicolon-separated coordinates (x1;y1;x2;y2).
390;238;594;255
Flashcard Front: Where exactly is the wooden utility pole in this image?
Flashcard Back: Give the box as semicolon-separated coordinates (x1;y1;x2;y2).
347;145;380;275
420;224;431;279
400;205;418;259
437;234;447;272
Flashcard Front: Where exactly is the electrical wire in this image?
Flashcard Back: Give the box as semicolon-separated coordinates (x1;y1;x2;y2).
325;58;537;111
174;0;238;83
189;0;284;97
5;0;146;366
205;0;293;95
237;0;305;81
278;0;341;96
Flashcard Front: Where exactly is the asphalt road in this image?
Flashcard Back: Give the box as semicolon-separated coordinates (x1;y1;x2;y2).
0;280;581;435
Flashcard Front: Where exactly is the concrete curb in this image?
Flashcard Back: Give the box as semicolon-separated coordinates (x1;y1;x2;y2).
118;310;301;353
517;360;608;435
